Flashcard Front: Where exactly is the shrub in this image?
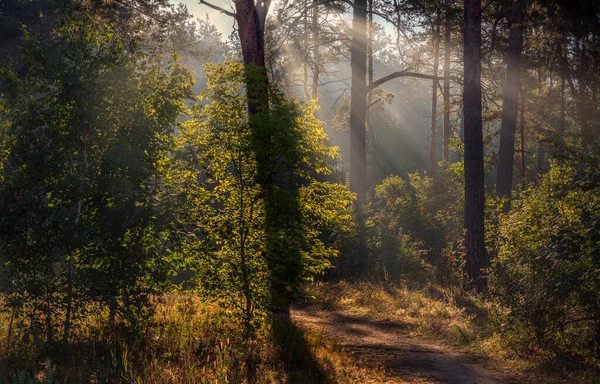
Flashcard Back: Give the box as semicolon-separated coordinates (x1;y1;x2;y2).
491;154;600;360
366;162;464;283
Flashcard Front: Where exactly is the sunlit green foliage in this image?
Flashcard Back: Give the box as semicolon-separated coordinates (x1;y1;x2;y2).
0;11;194;345
366;163;464;282
163;62;354;333
492;150;600;359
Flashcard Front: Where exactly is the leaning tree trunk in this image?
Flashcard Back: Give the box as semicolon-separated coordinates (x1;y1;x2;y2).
495;0;525;205
463;0;486;292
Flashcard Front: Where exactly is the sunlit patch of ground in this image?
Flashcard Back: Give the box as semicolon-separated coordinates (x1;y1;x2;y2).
298;281;574;383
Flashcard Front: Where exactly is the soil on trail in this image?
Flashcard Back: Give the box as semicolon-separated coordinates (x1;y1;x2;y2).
291;306;521;384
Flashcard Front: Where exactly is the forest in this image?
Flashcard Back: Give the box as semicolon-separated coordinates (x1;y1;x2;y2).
1;0;599;382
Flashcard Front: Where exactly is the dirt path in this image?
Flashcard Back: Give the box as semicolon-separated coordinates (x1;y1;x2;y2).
291;306;521;384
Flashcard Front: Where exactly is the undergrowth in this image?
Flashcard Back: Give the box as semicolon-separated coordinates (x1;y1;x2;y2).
0;293;394;383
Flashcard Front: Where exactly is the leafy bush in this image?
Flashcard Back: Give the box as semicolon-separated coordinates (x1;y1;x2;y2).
0;12;194;346
366;162;464;282
491;154;600;359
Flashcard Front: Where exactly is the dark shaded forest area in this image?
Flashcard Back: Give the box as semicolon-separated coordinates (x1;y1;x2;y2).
1;0;600;382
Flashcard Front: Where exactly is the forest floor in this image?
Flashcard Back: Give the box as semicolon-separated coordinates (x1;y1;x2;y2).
292;305;516;384
290;282;572;384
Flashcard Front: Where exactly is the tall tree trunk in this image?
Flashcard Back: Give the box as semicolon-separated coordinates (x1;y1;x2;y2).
350;0;368;276
235;0;303;314
495;0;525;204
311;1;320;100
367;0;377;188
430;19;441;175
234;0;269;114
235;0;266;68
350;0;367;203
463;0;486;292
303;0;311;100
443;5;452;162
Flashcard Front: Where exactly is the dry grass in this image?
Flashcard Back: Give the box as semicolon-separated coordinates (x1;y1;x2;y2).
0;293;399;383
1;282;594;383
305;281;597;383
306;281;487;348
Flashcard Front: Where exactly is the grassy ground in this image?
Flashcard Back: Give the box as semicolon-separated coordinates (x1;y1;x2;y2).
1;282;597;383
0;293;393;383
305;281;597;383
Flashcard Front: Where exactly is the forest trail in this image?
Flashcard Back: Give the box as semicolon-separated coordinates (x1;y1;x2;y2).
291;306;521;384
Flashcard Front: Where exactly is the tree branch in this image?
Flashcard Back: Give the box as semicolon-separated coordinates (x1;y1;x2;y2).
199;0;235;17
369;71;457;91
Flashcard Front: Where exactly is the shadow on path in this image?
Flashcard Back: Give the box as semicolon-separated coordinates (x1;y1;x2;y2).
271;311;334;384
292;307;521;384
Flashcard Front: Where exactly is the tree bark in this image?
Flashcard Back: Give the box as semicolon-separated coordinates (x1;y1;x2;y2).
463;0;486;292
234;0;269;114
443;5;452;162
430;20;441;175
495;0;525;204
303;0;311;100
367;0;377;188
350;0;367;203
311;0;320;100
235;0;267;68
349;0;368;277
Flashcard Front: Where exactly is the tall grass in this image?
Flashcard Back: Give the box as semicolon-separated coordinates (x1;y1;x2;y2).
0;293;393;383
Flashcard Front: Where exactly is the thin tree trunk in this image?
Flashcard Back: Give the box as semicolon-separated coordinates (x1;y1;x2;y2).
46;292;52;344
367;0;377;187
6;306;15;353
496;0;525;205
430;19;441;175
303;0;310;100
520;96;526;180
560;34;567;133
463;0;486;292
311;1;320;100
303;62;310;100
443;5;452;162
536;141;544;175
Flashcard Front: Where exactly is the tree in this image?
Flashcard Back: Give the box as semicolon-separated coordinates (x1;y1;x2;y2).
495;0;525;205
463;0;486;292
429;16;441;175
350;0;368;203
442;1;453;162
0;10;194;345
164;62;354;333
